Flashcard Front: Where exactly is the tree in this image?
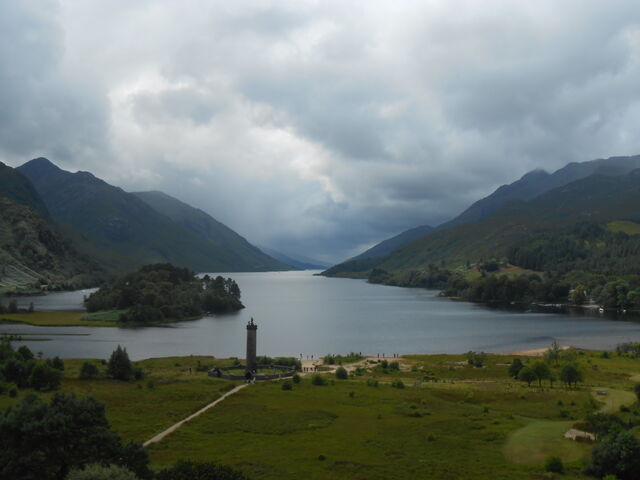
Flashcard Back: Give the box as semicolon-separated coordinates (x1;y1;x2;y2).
518;366;536;386
50;356;65;371
311;374;327;386
0;394;151;480
508;358;524;378
589;431;640;480
156;460;248;480
560;363;583;388
544;340;561;365
29;363;61;391
571;285;587;305
107;346;133;381
531;361;551;387
335;367;348;379
17;345;34;361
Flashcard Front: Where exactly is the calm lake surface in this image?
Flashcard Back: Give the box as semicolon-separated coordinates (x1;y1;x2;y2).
4;270;640;360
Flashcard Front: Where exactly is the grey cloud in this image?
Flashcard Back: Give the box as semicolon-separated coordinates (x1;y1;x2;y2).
3;1;640;263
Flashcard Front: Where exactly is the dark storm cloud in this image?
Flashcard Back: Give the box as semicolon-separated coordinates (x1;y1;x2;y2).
2;1;640;263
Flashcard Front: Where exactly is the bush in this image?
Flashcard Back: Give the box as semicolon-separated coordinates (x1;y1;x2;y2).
589;431;640;480
311;374;327;386
389;361;400;370
281;381;293;391
545;456;564;473
292;373;301;384
634;383;640;401
335;367;348;380
391;379;405;389
156;460;248;480
508;358;524;378
66;464;140;480
79;362;99;379
367;379;379;387
380;360;388;369
51;356;65;371
16;346;34;361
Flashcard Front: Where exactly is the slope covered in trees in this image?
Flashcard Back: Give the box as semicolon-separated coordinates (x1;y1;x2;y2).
85;263;243;323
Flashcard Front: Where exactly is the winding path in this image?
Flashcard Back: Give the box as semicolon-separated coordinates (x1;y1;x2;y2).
143;384;248;447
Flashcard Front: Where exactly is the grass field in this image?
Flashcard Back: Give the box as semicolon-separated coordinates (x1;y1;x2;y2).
1;350;639;479
607;220;640;235
0;311;116;327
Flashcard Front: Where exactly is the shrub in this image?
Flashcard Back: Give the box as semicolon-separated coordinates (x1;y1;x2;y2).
67;464;140;480
335;367;348;380
466;351;486;368
389;361;400;370
79;362;99;379
589;431;640;480
545;456;564;473
311;374;327;386
391;379;405;389
634;383;640;401
281;381;293;391
17;346;34;361
50;356;65;371
380;360;388;369
367;379;379;387
156;460;248;480
292;373;301;384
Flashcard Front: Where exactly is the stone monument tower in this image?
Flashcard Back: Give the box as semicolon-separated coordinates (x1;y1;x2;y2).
246;317;257;372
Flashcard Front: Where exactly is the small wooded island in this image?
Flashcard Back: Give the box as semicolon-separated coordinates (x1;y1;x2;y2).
85;263;243;324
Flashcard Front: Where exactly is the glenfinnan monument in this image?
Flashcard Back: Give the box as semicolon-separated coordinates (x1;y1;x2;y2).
246;317;257;372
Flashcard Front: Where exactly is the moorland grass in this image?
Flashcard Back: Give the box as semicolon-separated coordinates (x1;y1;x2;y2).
0;312;116;327
1;350;639;480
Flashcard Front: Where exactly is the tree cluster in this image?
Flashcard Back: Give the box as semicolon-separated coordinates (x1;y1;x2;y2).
0;341;63;393
84;264;243;324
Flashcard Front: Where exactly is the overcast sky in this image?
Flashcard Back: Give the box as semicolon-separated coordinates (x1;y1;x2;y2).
2;1;640;263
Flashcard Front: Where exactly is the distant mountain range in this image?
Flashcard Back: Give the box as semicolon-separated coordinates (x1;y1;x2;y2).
0;157;294;290
324;154;640;277
257;246;329;270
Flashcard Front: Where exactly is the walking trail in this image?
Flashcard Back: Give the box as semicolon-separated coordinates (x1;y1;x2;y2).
143;383;248;447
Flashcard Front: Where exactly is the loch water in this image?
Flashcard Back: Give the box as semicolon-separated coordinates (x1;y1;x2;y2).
3;270;640;360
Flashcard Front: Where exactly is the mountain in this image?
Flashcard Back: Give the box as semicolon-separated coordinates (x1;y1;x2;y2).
0;161;49;217
132;191;289;272
324;154;640;276
0;163;103;290
375;168;640;273
257;246;329;270
18;158;289;273
351;224;435;261
438;154;640;230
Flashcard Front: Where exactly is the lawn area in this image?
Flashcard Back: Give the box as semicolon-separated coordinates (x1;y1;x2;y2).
0;311;117;327
503;420;590;465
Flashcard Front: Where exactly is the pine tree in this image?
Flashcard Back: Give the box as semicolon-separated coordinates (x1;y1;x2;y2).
107;346;133;381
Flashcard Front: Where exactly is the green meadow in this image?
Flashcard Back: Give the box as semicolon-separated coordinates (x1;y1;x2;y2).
1;350;640;479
